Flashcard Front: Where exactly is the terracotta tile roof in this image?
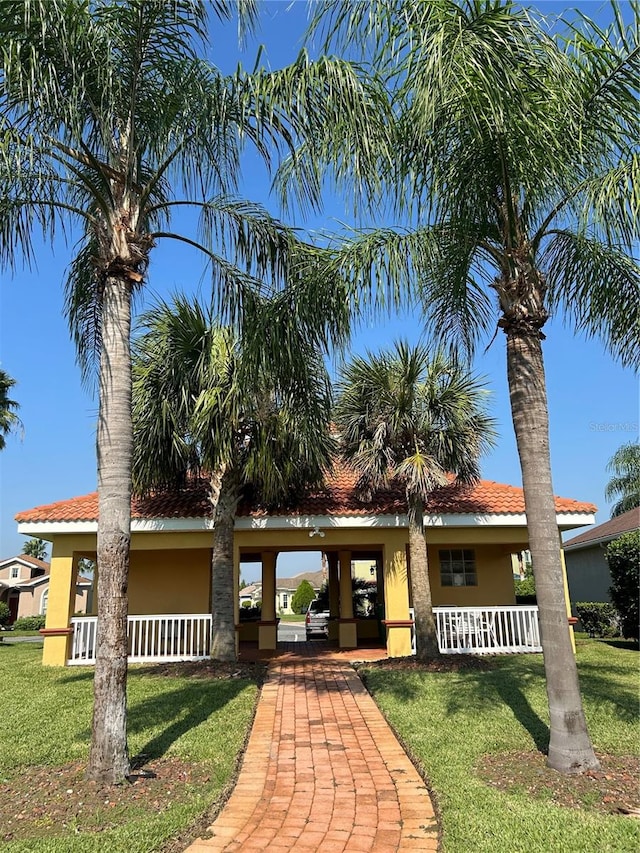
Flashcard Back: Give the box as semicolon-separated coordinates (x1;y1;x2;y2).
15;464;596;524
563;506;639;549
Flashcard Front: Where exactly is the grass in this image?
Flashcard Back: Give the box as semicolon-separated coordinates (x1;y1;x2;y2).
0;643;259;852
361;639;640;853
277;614;306;622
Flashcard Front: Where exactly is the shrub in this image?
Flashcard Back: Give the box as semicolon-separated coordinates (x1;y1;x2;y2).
575;602;620;638
606;530;640;641
514;566;536;604
12;615;46;631
291;580;316;615
0;601;10;627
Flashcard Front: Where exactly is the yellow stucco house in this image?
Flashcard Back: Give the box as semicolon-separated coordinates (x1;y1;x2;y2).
15;464;595;666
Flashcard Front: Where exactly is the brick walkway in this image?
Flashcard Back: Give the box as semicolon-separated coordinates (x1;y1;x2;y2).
185;652;438;852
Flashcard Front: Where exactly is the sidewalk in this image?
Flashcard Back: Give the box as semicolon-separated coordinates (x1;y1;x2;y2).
185;655;438;852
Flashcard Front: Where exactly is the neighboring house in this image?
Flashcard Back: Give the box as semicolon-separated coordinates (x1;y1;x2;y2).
15;462;595;665
563;507;640;612
240;571;325;614
0;554;92;624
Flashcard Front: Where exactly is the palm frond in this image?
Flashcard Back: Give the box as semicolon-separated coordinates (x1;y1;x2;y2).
334;341;497;505
543;230;640;370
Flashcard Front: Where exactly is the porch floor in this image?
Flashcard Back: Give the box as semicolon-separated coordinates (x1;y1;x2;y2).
184;656;438;853
238;639;389;663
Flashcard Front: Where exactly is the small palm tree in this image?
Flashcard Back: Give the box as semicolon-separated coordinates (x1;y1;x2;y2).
0;369;20;450
605;442;640;518
132;293;335;660
334;342;496;659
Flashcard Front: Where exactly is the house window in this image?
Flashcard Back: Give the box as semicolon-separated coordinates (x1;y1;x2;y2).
439;549;477;587
281;594;288;610
10;566;19;580
41;588;49;615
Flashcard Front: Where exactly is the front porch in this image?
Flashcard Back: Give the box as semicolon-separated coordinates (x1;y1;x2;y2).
66;605;543;665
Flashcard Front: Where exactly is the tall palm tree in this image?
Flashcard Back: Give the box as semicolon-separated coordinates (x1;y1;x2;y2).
132;293;335;660
0;369;20;450
0;0;384;783
299;1;639;773
334;342;495;659
605;442;640;517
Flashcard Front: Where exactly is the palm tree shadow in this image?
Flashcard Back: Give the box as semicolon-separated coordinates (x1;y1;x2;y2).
77;679;252;762
130;680;250;761
444;664;550;753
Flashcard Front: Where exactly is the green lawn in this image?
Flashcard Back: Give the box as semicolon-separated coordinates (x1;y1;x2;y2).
0;643;258;852
362;639;640;853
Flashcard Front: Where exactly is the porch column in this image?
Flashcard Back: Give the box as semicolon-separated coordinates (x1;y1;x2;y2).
559;543;577;654
383;532;413;657
42;541;78;667
259;551;278;650
327;551;340;641
338;550;357;649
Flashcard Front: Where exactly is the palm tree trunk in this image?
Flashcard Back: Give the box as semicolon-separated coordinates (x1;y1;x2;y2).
408;493;440;659
210;467;240;661
506;330;599;773
86;274;132;784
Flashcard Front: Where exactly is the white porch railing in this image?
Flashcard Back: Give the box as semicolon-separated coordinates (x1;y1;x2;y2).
434;605;541;655
68;606;542;664
68;614;212;665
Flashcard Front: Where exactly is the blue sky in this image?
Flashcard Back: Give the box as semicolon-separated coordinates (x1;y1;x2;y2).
0;1;638;570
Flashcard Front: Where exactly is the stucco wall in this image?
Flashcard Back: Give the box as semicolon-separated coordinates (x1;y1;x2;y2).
15;584;89;619
564;545;611;610
128;548;211;614
425;543;517;607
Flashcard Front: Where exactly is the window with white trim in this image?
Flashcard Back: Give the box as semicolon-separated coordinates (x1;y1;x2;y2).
41;588;49;615
439;549;477;587
281;593;288;610
10;566;19;580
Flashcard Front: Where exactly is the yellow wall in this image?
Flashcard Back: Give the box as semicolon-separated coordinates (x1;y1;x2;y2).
426;544;517;607
128;549;211;614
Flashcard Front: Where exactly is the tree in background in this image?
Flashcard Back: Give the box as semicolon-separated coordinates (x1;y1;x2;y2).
0;0;381;783
335;343;495;659
305;0;639;774
132;293;336;660
291;580;316;614
0;369;21;450
21;539;48;561
605;442;640;518
606;531;640;642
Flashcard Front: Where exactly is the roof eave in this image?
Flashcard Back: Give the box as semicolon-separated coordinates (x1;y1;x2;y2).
18;510;596;537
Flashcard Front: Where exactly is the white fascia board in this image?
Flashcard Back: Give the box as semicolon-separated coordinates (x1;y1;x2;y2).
563;530;622;551
19;510;595;537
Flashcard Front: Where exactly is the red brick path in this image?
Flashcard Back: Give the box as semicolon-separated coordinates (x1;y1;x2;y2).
185;654;438;852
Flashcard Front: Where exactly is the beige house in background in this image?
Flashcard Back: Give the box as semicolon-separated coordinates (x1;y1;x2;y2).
240;570;325;614
0;554;92;624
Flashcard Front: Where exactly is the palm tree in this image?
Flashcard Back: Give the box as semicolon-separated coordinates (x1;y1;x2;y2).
0;0;382;783
22;538;49;560
300;1;639;772
605;442;640;517
132;293;335;660
0;369;20;450
334;342;495;659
